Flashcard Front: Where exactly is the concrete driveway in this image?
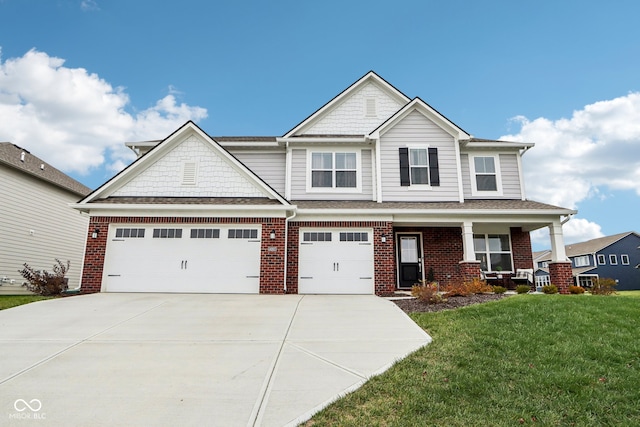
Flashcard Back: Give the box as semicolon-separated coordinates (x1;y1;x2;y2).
0;293;431;426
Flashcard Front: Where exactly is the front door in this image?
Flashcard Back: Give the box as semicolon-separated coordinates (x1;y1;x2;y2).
397;234;422;288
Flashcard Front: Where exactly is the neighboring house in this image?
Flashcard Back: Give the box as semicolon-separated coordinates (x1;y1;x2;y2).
534;232;640;290
0;143;91;293
73;71;576;295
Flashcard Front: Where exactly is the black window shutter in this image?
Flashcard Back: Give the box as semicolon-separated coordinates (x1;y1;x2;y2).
399;147;410;186
428;147;440;186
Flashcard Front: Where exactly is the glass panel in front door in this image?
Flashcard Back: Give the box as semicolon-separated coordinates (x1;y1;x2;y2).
400;237;419;263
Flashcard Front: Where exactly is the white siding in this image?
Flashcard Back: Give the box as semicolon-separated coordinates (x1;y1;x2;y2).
500;154;523;198
461;152;522;199
303;82;405;135
0;166;88;289
290;148;373;200
380;111;460;201
231;151;286;195
112;135;266;198
461;153;472;198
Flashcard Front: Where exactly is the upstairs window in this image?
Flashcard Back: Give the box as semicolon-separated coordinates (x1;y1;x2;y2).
574;255;590;267
399;147;440;187
622;254;630;265
470;154;502;195
309;151;359;190
609;254;618;265
474;157;497;191
597;254;606;265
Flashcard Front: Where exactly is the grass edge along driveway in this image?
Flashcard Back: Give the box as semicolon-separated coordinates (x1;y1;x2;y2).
306;293;640;426
0;295;51;310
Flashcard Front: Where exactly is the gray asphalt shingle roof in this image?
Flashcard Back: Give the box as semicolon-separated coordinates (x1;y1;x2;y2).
0;142;91;197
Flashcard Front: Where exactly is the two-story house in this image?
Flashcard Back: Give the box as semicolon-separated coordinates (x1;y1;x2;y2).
73;72;576;295
534;232;640;290
0;143;90;294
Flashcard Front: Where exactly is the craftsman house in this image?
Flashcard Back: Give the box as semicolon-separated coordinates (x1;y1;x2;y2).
534;232;640;290
73;72;576;295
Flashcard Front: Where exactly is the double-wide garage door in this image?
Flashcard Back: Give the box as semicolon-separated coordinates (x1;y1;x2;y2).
102;225;261;293
298;228;374;294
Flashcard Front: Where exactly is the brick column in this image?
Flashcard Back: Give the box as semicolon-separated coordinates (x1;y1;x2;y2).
459;261;482;281
374;222;395;296
80;218;109;294
259;218;286;294
549;261;573;294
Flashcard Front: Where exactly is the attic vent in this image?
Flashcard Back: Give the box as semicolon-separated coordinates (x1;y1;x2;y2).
365;97;377;118
181;162;198;185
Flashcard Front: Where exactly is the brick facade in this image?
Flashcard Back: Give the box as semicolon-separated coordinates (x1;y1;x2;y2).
80;216;286;294
549;261;573;294
82;218;534;296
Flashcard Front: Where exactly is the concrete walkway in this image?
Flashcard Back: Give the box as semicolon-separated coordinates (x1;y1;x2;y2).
0;294;431;426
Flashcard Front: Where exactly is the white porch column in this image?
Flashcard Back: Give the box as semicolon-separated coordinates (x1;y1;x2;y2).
549;220;568;261
462;221;476;262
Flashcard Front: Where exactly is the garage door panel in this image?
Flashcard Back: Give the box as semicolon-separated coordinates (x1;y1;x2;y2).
298;228;374;294
103;225;261;294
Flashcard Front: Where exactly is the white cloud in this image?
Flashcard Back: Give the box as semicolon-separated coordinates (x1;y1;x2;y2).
531;217;605;249
0;49;207;176
502;93;640;209
80;0;99;11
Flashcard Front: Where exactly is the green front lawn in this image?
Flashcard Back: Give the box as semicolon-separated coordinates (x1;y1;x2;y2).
0;295;51;310
306;294;640;426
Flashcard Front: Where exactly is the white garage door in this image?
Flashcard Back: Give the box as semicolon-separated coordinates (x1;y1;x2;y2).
102;225;262;293
298;228;374;294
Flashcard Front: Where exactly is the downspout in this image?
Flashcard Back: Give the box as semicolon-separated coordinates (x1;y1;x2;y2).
561;214;574;225
283;208;297;293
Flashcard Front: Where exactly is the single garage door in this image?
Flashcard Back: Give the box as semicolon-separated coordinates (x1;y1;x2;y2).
298;228;374;294
102;225;262;293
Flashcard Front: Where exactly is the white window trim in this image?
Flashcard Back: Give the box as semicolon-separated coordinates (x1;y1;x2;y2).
609;254;618;265
474;233;514;273
469;153;503;196
597;254;606;265
535;275;550;286
574;255;590;267
406;145;432;190
621;254;630;265
306;149;362;193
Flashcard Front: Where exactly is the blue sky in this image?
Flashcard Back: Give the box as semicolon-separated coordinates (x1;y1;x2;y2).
1;0;639;250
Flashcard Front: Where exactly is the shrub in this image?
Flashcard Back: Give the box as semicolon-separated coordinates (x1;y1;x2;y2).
466;278;493;294
516;285;531;294
411;282;446;304
442;278;492;297
591;278;617;295
18;259;70;296
542;284;558;294
569;285;586;294
493;285;507;294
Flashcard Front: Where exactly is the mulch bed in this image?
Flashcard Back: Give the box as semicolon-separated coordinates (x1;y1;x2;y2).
392;293;510;314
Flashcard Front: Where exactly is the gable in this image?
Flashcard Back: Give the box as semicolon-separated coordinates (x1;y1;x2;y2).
284;72;410;137
111;134;268;198
301;81;407;135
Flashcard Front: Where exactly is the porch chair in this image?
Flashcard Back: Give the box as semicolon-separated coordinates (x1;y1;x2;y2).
511;268;534;286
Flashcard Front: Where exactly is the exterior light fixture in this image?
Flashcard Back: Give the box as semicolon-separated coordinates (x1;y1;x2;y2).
270;230;276;240
91;228;99;239
381;233;387;243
